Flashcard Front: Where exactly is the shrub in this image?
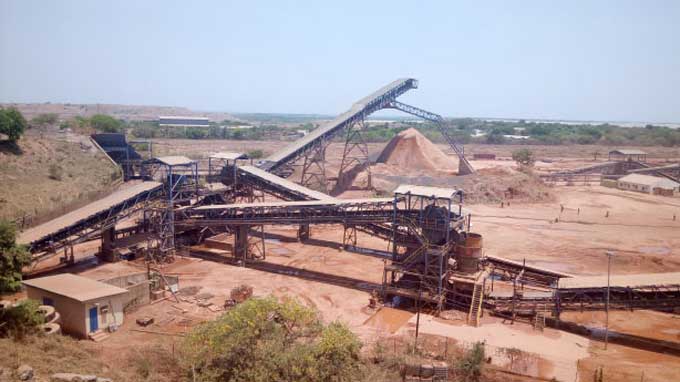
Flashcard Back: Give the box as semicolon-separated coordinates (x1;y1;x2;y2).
48;164;63;181
89;114;122;133
512;148;535;166
456;342;485;382
0;108;28;142
182;296;362;382
0;220;31;294
0;299;44;340
31;113;58;128
246;149;264;159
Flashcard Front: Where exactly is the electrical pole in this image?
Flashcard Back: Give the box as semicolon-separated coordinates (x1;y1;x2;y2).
604;251;613;350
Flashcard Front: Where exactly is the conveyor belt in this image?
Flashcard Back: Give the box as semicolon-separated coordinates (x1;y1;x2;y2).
259;78;418;172
177;197;408;228
231;165;336;201
20;182;162;254
558;272;680;290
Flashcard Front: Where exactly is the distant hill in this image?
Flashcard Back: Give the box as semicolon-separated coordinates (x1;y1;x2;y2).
0;103;237;123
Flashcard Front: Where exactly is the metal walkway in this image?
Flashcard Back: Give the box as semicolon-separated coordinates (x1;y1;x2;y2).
19;182;162;257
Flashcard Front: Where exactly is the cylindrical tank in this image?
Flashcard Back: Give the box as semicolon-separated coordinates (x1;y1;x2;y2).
456;233;483;273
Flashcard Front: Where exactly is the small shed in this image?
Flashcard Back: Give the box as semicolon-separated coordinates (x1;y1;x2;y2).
608;149;647;162
22;274;129;338
617;174;680;194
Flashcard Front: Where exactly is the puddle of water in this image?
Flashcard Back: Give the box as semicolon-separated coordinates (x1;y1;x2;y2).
270;247;293;256
638;246;671;255
526;261;576;274
363;307;414;333
265;238;282;245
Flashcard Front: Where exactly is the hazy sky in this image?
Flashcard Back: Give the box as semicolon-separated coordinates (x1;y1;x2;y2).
1;1;679;122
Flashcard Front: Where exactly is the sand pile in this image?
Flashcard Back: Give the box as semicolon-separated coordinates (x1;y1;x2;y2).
376;128;458;173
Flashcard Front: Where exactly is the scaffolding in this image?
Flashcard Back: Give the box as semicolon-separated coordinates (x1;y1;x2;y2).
143;156;199;261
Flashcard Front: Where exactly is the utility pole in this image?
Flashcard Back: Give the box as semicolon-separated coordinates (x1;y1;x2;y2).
413;281;422;355
604;251;614;350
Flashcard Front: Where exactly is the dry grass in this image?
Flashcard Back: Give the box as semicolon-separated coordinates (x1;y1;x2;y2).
0;335;124;380
0;134;120;223
0;335;183;381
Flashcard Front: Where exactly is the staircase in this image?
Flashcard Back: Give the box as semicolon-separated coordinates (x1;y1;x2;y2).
89;330;110;342
467;283;484;327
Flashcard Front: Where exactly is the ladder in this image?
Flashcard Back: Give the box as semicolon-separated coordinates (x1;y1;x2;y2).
533;305;546;331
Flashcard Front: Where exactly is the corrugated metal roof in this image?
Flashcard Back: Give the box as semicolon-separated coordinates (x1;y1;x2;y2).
618;174;680;188
609;149;647;155
23;274;128;302
394;184;460;199
210;152;246;160
155;156;195;166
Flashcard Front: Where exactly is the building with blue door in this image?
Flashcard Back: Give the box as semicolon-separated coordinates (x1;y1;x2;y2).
23;274;129;339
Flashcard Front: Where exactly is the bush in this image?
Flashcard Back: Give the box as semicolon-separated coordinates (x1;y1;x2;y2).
0;108;28;142
456;342;485;382
0;299;44;340
89;114;122;133
512;148;535;166
246;149;264;159
0;220;31;294
31;113;58;128
182;296;362;382
48;164;63;181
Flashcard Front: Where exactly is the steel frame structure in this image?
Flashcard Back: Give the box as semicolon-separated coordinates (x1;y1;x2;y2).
386;101;475;175
143;159;199;260
383;190;466;311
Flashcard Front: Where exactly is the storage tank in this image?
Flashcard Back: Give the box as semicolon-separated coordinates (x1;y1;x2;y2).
456;233;483;273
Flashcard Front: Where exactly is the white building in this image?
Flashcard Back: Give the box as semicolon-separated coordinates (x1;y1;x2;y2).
23;274;129;339
617;174;680;195
158;116;210;127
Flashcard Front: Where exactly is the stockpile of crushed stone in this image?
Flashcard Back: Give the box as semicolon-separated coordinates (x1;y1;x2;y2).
375;128;458;173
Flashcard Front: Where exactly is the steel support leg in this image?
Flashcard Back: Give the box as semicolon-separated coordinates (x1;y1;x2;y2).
342;224;357;250
334;119;372;193
297;224;310;242
299;141;329;193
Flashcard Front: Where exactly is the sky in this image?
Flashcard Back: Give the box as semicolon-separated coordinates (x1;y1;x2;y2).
1;1;679;122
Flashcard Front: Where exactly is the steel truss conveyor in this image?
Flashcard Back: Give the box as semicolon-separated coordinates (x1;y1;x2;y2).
259;79;419;174
176;197;465;232
20;182;163;259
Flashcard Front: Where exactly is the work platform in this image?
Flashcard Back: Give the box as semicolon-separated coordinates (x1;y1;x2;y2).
19;181;162;255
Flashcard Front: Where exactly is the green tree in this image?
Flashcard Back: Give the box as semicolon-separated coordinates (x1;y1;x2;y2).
89;114;122;133
512;148;535;166
0;220;31;294
0;108;28;142
182;297;362;382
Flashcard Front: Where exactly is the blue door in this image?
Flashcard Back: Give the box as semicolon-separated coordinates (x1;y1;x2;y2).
89;307;98;332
